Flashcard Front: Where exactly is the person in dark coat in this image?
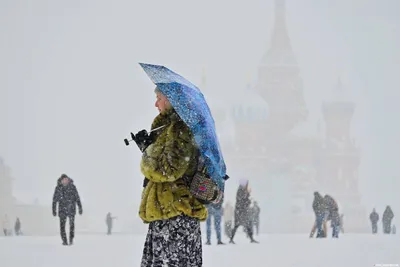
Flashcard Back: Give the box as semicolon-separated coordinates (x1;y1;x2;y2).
382;205;394;234
14;217;21;236
52;174;83;245
310;191;327;238
324;194;340;238
106;212;117;235
251;201;261;236
369;208;379;234
229;179;258;244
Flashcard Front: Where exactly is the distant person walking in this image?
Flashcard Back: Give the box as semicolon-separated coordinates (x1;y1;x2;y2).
52;174;83;245
324;195;340;238
106;212;117;235
370;208;379;234
310;192;326;238
2;214;10;236
382;206;394;234
230;179;258;244
14;217;21;236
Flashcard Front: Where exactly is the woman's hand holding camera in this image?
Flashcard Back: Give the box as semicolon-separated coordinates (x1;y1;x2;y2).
133;130;154;152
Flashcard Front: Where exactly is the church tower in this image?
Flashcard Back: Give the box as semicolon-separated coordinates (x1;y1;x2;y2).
320;79;367;232
255;0;307;135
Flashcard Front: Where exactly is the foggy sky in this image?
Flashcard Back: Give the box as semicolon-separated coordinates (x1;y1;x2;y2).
1;0;399;217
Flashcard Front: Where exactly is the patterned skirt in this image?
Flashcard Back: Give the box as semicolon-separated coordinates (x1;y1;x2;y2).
141;215;203;267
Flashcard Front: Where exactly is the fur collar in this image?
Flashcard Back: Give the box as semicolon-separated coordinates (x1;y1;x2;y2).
151;108;181;130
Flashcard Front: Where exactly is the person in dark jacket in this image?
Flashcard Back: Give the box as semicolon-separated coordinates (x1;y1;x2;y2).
14;217;21;236
310;192;327;238
52;174;83;245
106;212;117;235
369;208;379;234
229;179;258;244
324;194;340;238
382;205;394;234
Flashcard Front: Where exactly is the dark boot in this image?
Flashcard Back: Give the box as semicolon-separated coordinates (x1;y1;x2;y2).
217;240;225;245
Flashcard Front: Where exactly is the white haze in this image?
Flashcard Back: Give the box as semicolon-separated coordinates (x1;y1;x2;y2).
1;0;399;231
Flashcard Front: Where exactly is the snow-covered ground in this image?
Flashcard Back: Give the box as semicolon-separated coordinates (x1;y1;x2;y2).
1;233;399;267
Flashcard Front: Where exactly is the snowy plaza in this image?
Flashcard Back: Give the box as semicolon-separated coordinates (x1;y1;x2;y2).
1;233;399;267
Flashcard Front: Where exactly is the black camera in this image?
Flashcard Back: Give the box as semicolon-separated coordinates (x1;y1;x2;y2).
124;125;167;152
124;130;152;152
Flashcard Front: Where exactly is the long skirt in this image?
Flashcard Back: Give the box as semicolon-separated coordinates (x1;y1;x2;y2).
141;215;202;267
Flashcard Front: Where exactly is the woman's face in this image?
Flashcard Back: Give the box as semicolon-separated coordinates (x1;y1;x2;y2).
155;92;171;113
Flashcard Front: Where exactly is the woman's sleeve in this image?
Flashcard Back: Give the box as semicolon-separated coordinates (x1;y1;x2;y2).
141;121;196;183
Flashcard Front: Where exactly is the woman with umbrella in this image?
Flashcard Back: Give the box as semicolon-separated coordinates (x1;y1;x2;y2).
134;63;227;267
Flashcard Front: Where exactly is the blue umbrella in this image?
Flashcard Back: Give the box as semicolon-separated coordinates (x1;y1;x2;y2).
139;63;227;191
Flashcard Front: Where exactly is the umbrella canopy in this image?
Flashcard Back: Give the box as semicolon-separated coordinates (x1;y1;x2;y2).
139;63;226;190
